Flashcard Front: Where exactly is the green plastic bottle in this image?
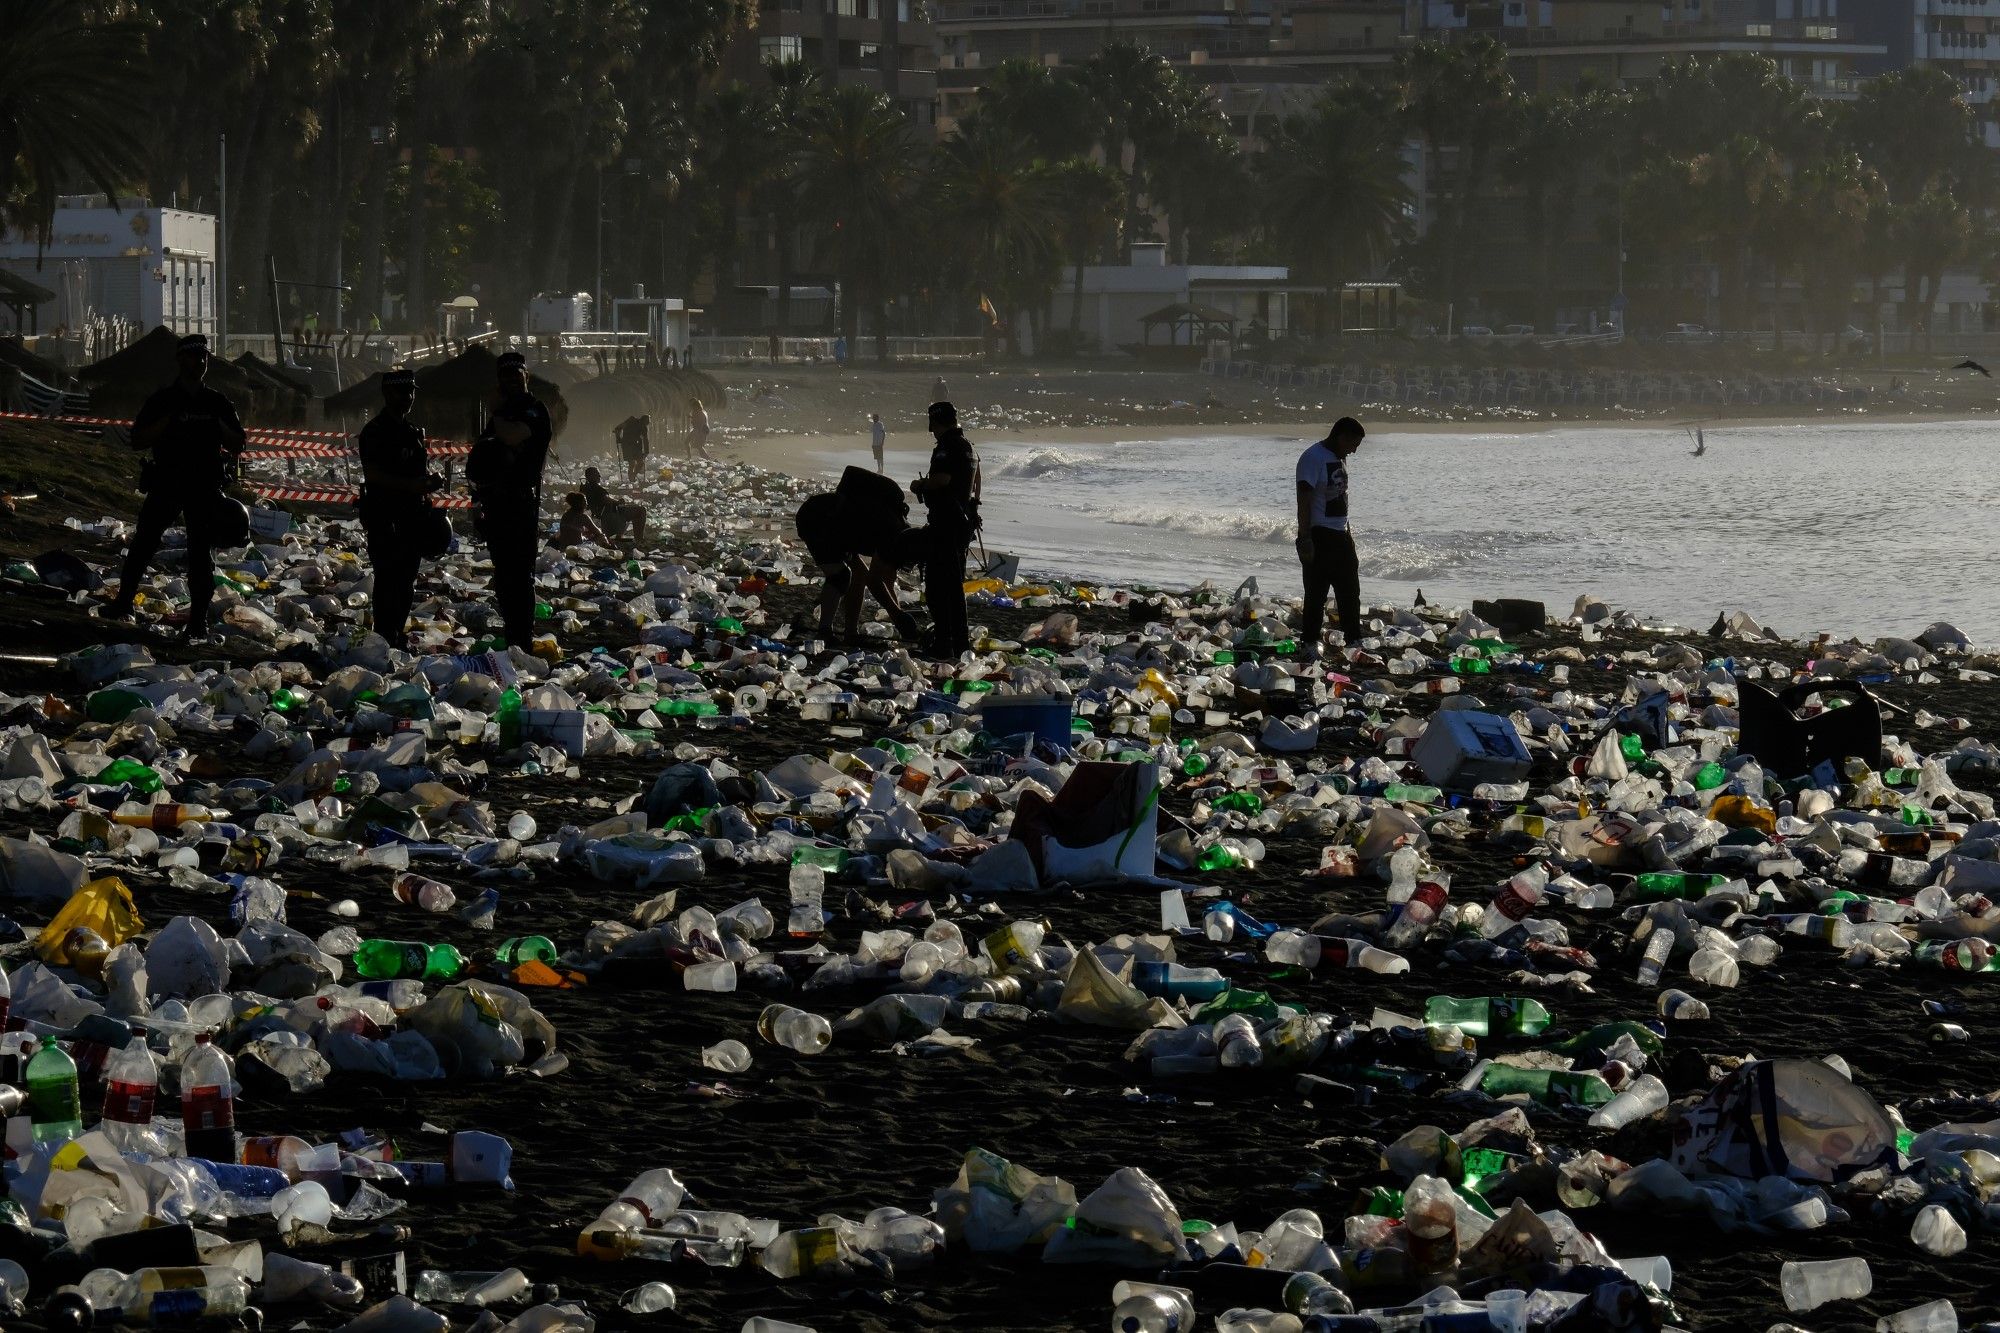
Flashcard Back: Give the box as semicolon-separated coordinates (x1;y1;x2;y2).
1212;649;1236;666
352;939;467;982
1381;783;1443;805
1196;843;1244;871
791;846;849;872
534;600;553;619
1183;753;1209;777
495;687;522;749
715;616;745;635
1619;733;1646;763
87;689;150;724
653;698;720;718
1692;762;1728;791
496;935;558;968
1901;805;1936;828
1212;791;1263;815
1546;1020;1665;1061
96;758;165;794
1476;1064;1615;1107
27;1041;83;1148
1448;657;1492;676
1633;871;1727;901
1424;995;1552;1038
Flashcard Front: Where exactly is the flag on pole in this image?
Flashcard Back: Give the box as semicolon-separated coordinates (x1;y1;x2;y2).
978;293;1000;327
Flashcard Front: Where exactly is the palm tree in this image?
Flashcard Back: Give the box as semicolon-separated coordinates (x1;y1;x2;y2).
1047;157;1124;339
0;0;149;245
1896;190;1971;350
1259;86;1411;335
1140;82;1244;264
1508;87;1626;333
760;58;822;337
1394;37;1517;312
980;58;1099;163
930;116;1062;353
1080;42;1180;254
795;84;921;357
693;83;779;296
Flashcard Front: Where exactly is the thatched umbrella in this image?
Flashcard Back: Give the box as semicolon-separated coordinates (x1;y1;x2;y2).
78;326;254;417
323;343;567;441
231;352;314;427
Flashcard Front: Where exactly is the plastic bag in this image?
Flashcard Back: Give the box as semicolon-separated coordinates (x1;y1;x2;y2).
34;876;144;965
1056;948;1177;1031
0;835;87;907
146;915;232;999
933;1148;1076;1254
1042;1166;1185;1267
585;834;705;888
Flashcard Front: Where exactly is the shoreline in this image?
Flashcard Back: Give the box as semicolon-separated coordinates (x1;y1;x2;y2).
730;410;2000;484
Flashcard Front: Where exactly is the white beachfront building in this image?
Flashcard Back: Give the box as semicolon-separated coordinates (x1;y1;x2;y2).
1048;243;1315;355
0;196;218;339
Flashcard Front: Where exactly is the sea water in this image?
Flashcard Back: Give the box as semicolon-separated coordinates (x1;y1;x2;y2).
817;419;2000;643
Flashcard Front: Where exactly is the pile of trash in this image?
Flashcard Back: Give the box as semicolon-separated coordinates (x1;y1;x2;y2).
1;453;1999;1331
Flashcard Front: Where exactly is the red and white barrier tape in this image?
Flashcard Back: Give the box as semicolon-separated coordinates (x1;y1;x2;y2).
3;409;471;451
248;482;472;510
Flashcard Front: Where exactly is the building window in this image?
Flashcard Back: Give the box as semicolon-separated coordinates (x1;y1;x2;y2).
759;34;804;62
1804;23;1836;39
1141;0;1172;11
1745;22;1772;36
834;0;858;14
859;40;881;62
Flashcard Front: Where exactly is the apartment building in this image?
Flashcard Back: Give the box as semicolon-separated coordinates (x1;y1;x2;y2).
722;0;939;130
1856;0;2000;146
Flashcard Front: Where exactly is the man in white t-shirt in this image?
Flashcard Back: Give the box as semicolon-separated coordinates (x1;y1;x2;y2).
1294;416;1367;657
870;412;886;472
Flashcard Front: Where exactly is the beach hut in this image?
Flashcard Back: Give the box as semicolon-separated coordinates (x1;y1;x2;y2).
76;326;254;417
1128;302;1236;364
322;343;569;442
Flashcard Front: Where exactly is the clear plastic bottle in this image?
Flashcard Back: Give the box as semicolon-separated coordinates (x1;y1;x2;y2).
99;1040;159;1153
1215;1013;1262;1068
392;872;457;912
179;1034;237;1163
1657;988;1710;1021
787;862;826;938
1401;1175;1459;1274
1482;865;1546;937
757;1004;832;1055
1380;877;1448;951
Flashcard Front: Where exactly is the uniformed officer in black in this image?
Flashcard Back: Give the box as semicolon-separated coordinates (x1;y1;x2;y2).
106;333;247;638
466;349;553;647
357;367;445;642
909;400;979;659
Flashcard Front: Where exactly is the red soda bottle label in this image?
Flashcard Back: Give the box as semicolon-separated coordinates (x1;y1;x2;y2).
103;1078;155;1125
183;1084;235;1131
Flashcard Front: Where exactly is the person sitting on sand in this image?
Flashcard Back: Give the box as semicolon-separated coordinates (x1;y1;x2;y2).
582;466;648;547
556;491;611;548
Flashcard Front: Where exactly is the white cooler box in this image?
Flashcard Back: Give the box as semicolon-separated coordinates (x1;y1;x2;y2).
1413;710;1533;791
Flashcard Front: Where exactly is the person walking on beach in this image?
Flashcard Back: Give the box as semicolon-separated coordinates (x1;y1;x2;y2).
357;367;447;643
910;400;979;659
688;399;711;459
615;413;650;481
103;333;246;639
467;350;552;647
869;412;886;473
1294;416;1366;659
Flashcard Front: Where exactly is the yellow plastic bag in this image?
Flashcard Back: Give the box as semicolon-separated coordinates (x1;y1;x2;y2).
35;876;144;966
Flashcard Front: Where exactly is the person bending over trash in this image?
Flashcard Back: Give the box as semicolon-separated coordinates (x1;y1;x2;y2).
582;466;648;547
795;486;922;646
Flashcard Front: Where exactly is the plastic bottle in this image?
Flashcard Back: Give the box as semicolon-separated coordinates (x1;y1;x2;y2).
1112;1286;1193;1333
110;804;222;830
1423;996;1550;1038
1380;878;1448;951
1316;938;1409;974
99;1040;159;1153
180;1034;237;1164
74;1268;251;1325
1780;1257;1872;1312
1915;939;1992;973
1215;1013;1263;1068
27;1041;83;1148
759;1226;846;1278
787;862;826;938
1474;1063;1615;1106
352;939;468;981
392;873;457;912
495;687;523;748
592;1168;689;1232
495;935;559;968
1204;907;1237;942
1482;866;1545;938
757;1004;832;1055
1400;1175;1458;1273
1633;872;1727;901
1657;989;1710;1021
